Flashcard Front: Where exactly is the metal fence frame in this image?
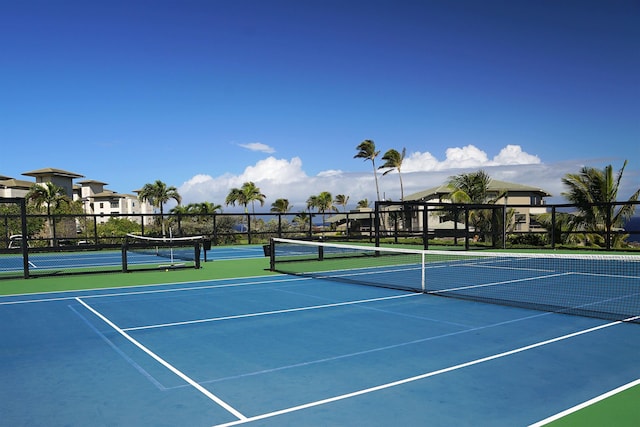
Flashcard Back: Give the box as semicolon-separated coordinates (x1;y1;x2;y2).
1;199;639;279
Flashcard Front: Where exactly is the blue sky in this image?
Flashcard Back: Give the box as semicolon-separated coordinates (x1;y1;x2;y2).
1;0;639;210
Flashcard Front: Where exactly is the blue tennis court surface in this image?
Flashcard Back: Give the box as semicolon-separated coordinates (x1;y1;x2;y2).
1;273;639;426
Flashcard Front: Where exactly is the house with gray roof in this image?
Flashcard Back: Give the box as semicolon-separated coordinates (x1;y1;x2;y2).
404;179;551;233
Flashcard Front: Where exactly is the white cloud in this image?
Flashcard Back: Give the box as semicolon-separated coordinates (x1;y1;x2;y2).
403;144;540;173
177;146;597;211
402;151;440;172
240;156;307;184
238;142;276;153
317;169;344;177
492;145;541;165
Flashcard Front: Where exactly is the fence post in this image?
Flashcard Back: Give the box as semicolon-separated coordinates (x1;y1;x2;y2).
550;207;556;249
19;199;30;279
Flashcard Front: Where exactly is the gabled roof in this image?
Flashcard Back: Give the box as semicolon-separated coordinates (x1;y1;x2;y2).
405;179;551;201
22;168;84;179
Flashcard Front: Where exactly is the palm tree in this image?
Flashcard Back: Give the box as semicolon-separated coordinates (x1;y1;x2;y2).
334;194;350;212
138;180;182;236
309;191;337;236
169;204;190;215
25;182;70;244
270;198;292;213
226;181;266;214
226;181;266;229
356;199;370;209
561;160;640;248
306;195;319;213
354;139;381;202
193;201;222;215
26;182;69;217
447;170;507;243
447;170;502;204
293;212;310;232
379;147;406;201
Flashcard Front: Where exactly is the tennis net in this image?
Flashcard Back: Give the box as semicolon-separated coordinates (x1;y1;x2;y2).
270;238;640;323
123;234;203;270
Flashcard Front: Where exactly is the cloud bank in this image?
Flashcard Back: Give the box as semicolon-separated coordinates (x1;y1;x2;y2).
178;144;633;212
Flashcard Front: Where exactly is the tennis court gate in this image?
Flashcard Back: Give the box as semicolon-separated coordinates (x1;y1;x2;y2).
373;201;508;250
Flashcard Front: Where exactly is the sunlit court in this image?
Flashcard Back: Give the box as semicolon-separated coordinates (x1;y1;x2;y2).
1;242;639;426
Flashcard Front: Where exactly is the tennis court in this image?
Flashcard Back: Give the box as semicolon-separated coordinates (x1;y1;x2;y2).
0;243;266;277
1;243;639;426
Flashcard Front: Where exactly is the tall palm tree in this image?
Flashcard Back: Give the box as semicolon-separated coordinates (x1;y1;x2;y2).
334;194;350;212
225;181;266;214
309;191;337;236
25;182;69;244
306;195;319;214
354;139;381;202
138;180;182;236
226;181;266;229
138;180;182;216
379;147;406;201
25;182;69;217
561;160;639;247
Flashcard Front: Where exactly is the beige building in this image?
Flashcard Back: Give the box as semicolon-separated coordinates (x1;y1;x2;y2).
0;168;153;224
0;176;33;198
404;179;551;232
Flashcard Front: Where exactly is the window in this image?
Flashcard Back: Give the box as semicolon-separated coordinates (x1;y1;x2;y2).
110;201;119;209
530;195;544;205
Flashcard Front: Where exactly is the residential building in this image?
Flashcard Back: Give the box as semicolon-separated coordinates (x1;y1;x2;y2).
0;176;33;198
404;179;551;232
0;168;153;224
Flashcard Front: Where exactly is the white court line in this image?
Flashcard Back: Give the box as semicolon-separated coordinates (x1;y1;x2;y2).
122;293;420;331
210;316;637;427
529;377;640;426
74;297;248;421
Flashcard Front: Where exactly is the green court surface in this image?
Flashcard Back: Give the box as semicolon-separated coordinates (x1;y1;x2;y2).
0;257;276;295
543;381;639;427
1;253;637;426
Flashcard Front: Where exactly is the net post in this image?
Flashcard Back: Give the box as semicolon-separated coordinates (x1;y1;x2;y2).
121;238;129;273
18;198;30;279
318;244;324;261
269;238;275;271
194;241;201;269
421;251;426;292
